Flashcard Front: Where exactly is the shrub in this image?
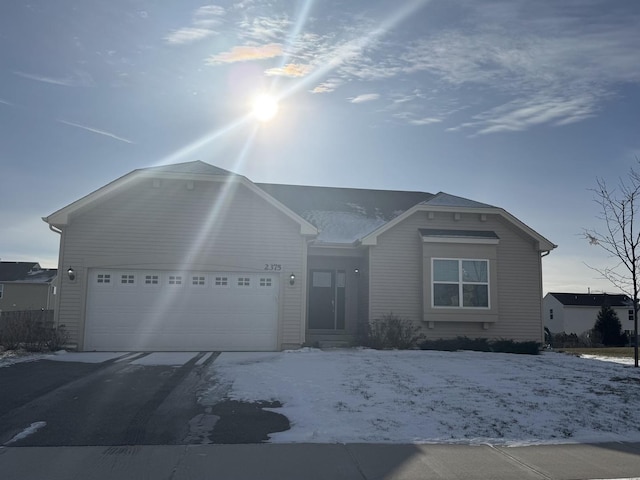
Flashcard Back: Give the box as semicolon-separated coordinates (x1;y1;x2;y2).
419;337;540;355
420;337;491;352
360;313;424;350
490;339;540;355
0;310;68;352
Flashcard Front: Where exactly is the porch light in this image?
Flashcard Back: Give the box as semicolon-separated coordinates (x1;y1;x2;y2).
67;267;76;281
354;268;360;276
289;273;295;285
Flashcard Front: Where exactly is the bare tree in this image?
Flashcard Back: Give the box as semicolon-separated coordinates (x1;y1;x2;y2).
584;162;640;367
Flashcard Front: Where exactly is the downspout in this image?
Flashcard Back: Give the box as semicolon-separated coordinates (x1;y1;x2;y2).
539;246;557;344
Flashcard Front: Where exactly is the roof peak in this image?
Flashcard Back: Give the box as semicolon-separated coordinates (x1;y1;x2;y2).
143;160;235;176
423;192;496;209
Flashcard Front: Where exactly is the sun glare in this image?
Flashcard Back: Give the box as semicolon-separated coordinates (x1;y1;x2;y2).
251;94;279;122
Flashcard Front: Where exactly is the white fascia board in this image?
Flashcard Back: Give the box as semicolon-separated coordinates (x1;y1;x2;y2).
361;204;556;252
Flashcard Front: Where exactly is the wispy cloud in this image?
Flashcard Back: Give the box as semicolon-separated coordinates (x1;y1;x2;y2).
0;98;14;106
311;78;343;94
350;93;380;104
13;70;94;87
57;120;134;144
206;43;283;64
265;63;312;77
165;4;225;45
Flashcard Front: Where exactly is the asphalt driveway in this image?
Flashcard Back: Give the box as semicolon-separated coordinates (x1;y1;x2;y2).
0;352;287;446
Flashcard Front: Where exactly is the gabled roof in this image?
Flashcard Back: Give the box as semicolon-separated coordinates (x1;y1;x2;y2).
361;192;556;251
0;262;57;284
44;161;317;236
142;160;234;176
256;184;433;244
548;293;632;307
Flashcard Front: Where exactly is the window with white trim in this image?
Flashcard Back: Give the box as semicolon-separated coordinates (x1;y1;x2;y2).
214;276;228;287
145;275;159;285
432;259;489;308
120;274;135;285
259;277;272;287
192;276;206;286
97;274;111;284
168;275;182;285
237;277;251;287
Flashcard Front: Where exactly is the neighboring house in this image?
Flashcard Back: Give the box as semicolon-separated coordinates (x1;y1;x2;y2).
544;292;634;336
43;161;556;352
0;261;57;312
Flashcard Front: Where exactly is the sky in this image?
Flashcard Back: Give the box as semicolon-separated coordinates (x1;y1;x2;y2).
1;0;639;295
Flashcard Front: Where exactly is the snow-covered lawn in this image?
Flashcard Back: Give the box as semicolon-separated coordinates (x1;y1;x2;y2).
201;349;640;446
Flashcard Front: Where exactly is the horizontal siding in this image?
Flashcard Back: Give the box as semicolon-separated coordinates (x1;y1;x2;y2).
369;210;544;342
57;178;306;350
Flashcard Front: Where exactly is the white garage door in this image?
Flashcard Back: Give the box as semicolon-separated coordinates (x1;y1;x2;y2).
85;270;279;351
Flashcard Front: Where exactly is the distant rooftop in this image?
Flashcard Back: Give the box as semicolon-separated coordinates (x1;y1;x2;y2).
548;292;632;307
0;262;57;284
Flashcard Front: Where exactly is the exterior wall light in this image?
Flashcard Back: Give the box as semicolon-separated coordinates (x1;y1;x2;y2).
289;273;295;285
354;268;360;276
67;267;76;281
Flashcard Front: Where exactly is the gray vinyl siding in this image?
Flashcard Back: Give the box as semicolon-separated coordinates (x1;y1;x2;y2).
56;178;306;350
368;210;545;342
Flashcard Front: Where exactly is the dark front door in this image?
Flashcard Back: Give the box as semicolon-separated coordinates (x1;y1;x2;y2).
308;270;346;330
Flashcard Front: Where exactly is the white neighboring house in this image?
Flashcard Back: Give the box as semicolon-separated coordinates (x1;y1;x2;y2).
544;293;634;336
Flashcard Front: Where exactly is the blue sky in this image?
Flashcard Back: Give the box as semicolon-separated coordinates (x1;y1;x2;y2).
1;0;639;294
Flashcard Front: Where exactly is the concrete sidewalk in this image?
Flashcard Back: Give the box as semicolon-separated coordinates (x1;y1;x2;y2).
1;442;639;480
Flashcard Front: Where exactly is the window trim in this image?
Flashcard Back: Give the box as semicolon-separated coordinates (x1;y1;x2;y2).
431;258;490;309
96;273;112;286
120;273;136;286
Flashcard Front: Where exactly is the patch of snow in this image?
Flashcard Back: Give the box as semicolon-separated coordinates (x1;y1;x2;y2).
202;349;640;446
0;351;45;368
303;210;387;243
5;421;46;445
580;354;637;366
131;352;199;366
45;351;126;363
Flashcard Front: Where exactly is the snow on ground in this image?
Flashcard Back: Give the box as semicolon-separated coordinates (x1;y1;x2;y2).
45;351;126;363
201;349;640;446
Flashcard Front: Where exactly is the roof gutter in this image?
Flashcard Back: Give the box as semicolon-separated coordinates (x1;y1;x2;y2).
47;222;62;235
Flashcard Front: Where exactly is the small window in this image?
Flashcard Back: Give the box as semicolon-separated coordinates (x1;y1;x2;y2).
120;274;135;285
169;275;182;285
259;277;272;287
145;275;159;285
97;274;111;284
237;277;251;287
0;284;3;299
549;309;554;320
629;309;634;321
192;276;206;286
215;276;228;287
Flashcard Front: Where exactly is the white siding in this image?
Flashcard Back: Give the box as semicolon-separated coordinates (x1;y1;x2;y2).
56;178;307;350
369;210;545;342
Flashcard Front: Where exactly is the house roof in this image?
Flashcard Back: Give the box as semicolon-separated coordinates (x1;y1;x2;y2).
44;160;555;250
256;183;434;244
548;292;632;307
421;192;496;209
0;262;57;284
141;160;235;176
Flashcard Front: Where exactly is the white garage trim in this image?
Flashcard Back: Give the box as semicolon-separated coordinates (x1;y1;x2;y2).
85;269;280;351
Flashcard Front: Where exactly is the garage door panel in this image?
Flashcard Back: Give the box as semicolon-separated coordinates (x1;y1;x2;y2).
85;270;279;351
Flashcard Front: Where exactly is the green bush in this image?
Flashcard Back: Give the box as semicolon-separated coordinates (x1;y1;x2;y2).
360;313;424;350
419;336;540;355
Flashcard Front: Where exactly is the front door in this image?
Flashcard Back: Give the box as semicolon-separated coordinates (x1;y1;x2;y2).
308;270;346;330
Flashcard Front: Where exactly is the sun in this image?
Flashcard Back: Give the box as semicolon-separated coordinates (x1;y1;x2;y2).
251;94;279;122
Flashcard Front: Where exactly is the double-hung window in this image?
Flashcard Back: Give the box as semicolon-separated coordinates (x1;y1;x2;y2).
433;259;489;308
